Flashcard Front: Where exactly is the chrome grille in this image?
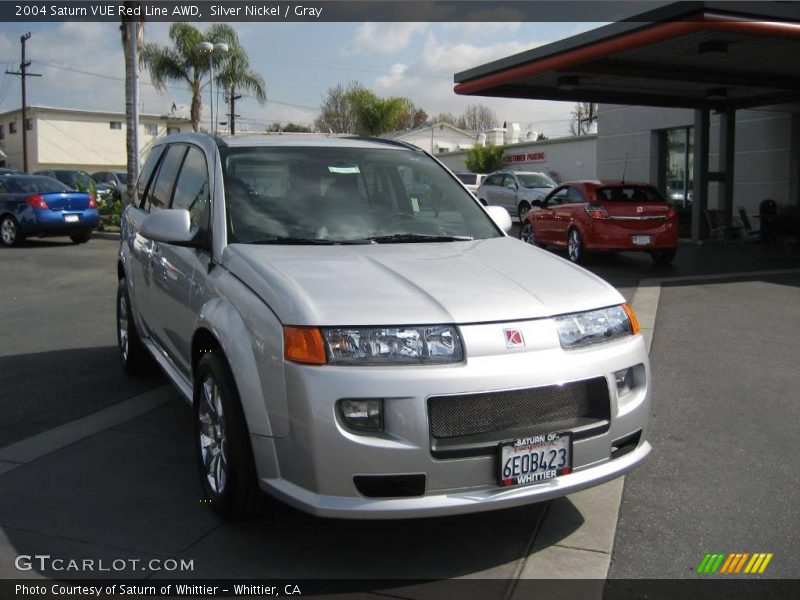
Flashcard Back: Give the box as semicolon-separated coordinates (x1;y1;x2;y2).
427;378;608;440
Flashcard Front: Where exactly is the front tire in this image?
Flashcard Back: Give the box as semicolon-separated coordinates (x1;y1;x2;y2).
194;351;265;520
0;215;23;247
117;278;152;374
519;221;545;248
567;228;584;263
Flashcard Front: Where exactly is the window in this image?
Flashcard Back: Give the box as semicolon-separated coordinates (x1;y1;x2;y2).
25;119;33;131
502;174;517;189
146;145;186;211
546;187;569;206
485;173;503;186
110;121;122;130
171;147;210;231
0;125;4;140
9;122;17;134
661;127;693;207
566;186;586;204
167;127;181;135
144;123;159;136
137;147;165;208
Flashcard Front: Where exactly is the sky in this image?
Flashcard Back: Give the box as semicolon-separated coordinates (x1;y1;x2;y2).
0;21;600;138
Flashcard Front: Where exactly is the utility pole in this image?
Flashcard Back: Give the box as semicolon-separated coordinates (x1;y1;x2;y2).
5;32;41;173
227;87;241;135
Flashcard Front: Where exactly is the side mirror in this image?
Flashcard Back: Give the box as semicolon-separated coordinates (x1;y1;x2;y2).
486;205;512;233
141;208;194;243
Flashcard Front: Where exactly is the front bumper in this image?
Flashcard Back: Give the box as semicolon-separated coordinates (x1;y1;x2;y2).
254;321;651;519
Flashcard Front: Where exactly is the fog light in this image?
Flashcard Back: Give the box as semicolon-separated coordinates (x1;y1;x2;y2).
615;367;634;398
339;399;383;431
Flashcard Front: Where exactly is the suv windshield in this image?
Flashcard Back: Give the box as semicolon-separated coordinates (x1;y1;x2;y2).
516;173;556;189
221;146;501;244
54;170;93;190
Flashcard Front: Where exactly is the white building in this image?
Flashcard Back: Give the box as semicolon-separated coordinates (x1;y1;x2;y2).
0;106;191;173
381;122;477;154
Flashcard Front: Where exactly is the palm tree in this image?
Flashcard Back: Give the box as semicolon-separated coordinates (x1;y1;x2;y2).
140;23;263;132
215;46;267;135
120;2;143;203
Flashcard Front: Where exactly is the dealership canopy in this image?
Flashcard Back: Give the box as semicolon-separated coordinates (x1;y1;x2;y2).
454;2;800;111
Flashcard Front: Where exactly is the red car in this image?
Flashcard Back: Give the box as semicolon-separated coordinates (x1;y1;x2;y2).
519;181;679;265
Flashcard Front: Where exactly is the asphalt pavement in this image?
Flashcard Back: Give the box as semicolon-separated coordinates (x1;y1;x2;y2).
1;233;799;593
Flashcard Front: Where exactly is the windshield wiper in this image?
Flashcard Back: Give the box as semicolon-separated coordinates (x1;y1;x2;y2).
364;233;474;244
242;236;369;245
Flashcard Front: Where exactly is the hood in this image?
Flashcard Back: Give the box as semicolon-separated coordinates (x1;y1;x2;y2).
221;237;623;326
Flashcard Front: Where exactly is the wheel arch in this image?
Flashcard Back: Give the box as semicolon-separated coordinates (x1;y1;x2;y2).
193;296;286;439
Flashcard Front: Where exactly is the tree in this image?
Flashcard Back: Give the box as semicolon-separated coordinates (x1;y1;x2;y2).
120;2;143;204
411;108;429;128
465;144;504;174
462;104;499;131
537;132;548;141
569;102;597;136
314;81;364;134
347;88;413;136
431;112;465;129
215;34;267;135
140;23;261;132
267;122;311;133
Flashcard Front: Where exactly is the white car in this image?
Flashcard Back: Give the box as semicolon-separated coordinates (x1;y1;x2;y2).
477;170;557;220
118;133;651;520
454;172;487;196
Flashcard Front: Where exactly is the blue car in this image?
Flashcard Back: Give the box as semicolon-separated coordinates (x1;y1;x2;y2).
0;175;99;246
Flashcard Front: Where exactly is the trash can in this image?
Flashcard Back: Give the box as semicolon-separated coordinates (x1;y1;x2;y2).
759;199;777;242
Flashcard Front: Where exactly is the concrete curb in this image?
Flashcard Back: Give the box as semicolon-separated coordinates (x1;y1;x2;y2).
91;230;121;240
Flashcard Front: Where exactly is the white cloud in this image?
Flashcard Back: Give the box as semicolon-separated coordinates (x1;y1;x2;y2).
344;22;428;55
372;34;575;137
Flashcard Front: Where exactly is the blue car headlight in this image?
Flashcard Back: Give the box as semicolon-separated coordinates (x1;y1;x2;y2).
322;326;463;365
555;304;639;349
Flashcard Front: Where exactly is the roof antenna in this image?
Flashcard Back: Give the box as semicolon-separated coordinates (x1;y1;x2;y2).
621;152;628;184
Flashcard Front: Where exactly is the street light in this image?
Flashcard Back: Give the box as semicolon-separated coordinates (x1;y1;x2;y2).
196;41;229;136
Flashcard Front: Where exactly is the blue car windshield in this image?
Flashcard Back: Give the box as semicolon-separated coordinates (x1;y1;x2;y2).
220;145;502;244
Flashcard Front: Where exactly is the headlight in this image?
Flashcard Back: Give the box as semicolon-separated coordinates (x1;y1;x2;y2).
555;304;639;349
322;325;463;365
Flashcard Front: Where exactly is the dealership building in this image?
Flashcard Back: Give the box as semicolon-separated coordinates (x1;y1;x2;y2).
454;1;800;242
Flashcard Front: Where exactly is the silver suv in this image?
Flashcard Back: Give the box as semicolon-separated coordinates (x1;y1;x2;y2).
118;133;651;519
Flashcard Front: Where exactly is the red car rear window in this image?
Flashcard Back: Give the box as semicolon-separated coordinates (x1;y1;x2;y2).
596;186;664;203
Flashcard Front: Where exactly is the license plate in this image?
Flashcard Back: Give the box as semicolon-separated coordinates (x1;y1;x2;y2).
64;214;79;223
498;432;572;487
632;235;651;246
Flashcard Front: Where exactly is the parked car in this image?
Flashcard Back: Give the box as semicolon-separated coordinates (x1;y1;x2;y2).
92;170;129;202
477;170;557;220
34;168;114;205
519;181;679;265
0;175;99;246
0;167;22;176
118;133;651;520
453;172;487;196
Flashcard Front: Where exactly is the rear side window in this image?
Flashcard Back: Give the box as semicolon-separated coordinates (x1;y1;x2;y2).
147;145;186;211
171;147;210;231
137;147;164;209
456;173;477;185
596;186;664;203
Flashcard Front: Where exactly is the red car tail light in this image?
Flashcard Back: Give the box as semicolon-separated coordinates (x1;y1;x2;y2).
26;194;49;209
88;194;97;208
585;205;609;219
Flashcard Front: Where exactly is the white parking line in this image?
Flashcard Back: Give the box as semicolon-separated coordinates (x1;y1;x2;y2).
0;386;174;470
